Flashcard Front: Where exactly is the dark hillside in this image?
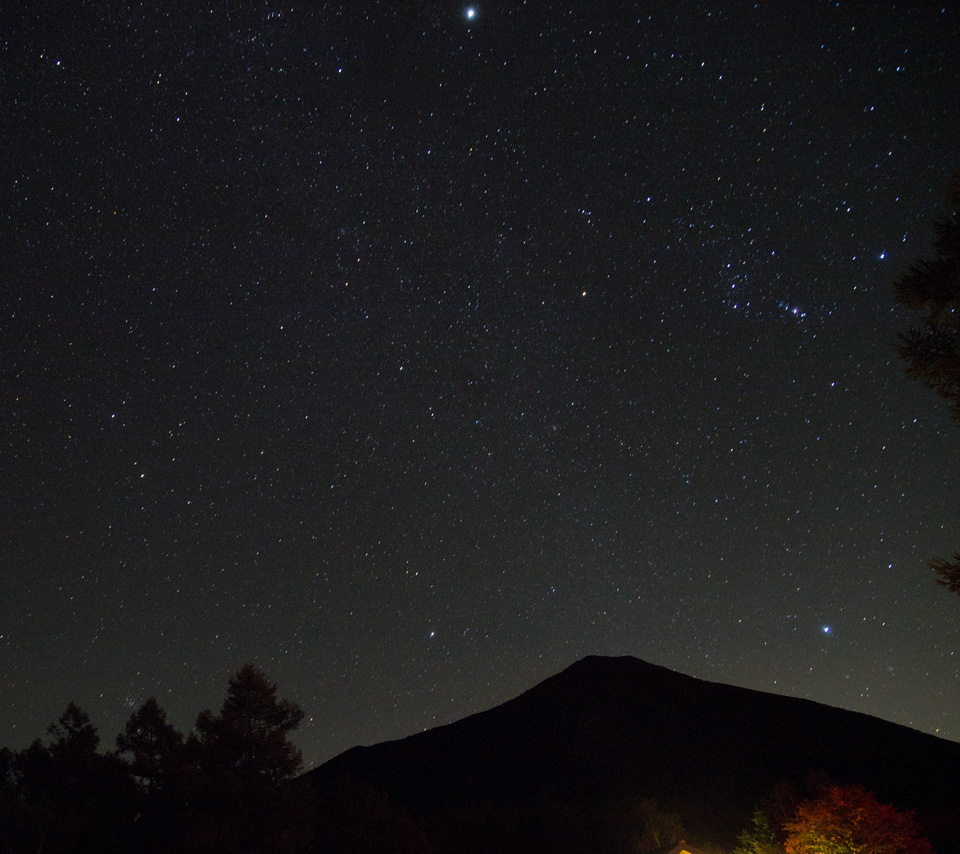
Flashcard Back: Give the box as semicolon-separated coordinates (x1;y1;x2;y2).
307;656;960;854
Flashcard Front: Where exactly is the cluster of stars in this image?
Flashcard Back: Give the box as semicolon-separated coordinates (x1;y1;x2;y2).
1;1;959;767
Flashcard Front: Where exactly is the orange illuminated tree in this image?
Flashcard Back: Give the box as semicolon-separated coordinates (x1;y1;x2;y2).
784;784;931;854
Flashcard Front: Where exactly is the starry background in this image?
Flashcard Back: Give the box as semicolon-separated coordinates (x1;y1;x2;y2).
3;1;960;768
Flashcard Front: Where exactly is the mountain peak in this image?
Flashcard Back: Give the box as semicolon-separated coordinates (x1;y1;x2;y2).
308;658;960;854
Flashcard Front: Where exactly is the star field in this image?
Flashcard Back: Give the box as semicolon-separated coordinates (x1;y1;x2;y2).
3;2;960;766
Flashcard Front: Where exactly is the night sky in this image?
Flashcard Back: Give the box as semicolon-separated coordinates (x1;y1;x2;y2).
4;2;960;768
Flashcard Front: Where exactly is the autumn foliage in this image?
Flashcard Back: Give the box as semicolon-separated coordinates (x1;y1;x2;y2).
784;784;931;854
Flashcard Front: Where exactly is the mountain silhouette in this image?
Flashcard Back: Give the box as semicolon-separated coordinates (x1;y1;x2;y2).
306;656;960;854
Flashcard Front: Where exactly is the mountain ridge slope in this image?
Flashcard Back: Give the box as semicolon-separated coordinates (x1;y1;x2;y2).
306;655;960;853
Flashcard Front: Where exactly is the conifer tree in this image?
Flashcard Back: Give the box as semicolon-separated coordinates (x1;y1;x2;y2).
895;172;960;594
188;664;308;853
733;809;783;854
117;697;184;796
195;663;304;785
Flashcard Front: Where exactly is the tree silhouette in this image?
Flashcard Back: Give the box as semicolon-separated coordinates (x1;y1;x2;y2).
2;740;54;853
47;701;99;759
1;674;314;854
784;784;931;854
894;171;960;594
188;664;309;854
195;663;304;785
117;697;185;797
1;704;137;854
115;698;190;852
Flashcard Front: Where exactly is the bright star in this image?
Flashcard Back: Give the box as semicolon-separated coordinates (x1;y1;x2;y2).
465;7;476;20
822;625;831;634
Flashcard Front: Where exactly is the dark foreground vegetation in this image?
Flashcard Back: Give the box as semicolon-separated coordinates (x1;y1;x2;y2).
3;657;959;854
0;664;318;854
894;171;960;593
